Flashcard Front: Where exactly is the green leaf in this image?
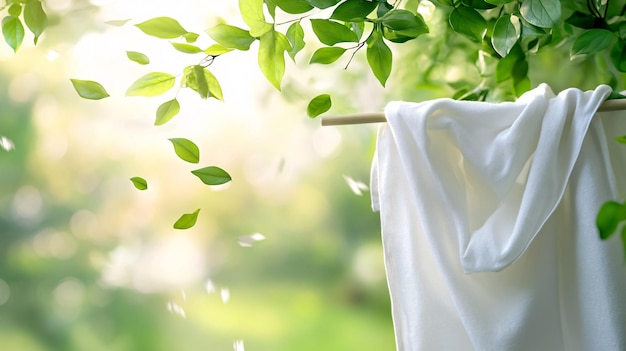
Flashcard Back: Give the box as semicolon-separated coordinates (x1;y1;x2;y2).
307;94;332;117
135;17;188;39
519;0;561;29
514;76;530;96
183;65;224;100
377;1;393;17
155;99;180;125
610;40;626;72
596;201;626;240
130;176;148;190
331;0;378;21
449;7;486;42
169;138;200;163
70;79;110;100
381;9;429;43
206;24;255;50
8;4;21;17
171;42;203;53
310;19;358;46
204;44;233;56
565;11;596;29
183;32;199;43
512;58;528;82
24;0;47;45
258;29;289;90
192;166;232;185
464;0;497;9
366;29;392;86
269;0;313;14
495;47;523;82
239;0;273;37
615;135;626;144
492;14;521;57
484;0;515;4
305;0;341;9
2;16;24;52
105;19;131;26
126;72;176;97
173;209;200;230
570;29;615;60
126;51;150;65
310;47;346;64
286;21;305;61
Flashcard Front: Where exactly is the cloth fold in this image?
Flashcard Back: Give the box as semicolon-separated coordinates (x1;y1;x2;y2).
371;84;626;350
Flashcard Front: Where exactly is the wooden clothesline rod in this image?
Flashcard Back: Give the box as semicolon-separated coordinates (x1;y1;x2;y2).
321;98;626;126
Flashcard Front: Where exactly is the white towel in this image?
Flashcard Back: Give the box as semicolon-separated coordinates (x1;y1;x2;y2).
371;84;626;351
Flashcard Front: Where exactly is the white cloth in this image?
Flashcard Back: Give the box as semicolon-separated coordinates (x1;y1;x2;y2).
371;84;626;351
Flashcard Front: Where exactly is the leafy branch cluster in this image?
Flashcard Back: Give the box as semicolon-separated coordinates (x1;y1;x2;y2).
2;1;625;247
1;0;47;52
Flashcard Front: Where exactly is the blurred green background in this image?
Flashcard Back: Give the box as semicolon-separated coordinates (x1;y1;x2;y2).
0;1;395;350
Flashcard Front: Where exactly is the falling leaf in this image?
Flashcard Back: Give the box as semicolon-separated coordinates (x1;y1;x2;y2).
105;18;131;26
191;166;231;185
70;79;110;100
130;176;148;190
0;136;15;151
343;175;369;196
173;209;200;229
166;301;186;318
238;232;266;247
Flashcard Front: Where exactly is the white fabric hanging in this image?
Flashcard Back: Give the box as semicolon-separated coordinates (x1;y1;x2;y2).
371;84;626;351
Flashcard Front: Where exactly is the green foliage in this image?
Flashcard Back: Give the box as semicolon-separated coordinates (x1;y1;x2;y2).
173;209;201;229
519;0;560;28
65;0;626;252
617;135;626;144
126;51;150;65
239;0;273;37
492;15;520;57
286;21;305;61
307;94;332;117
135;16;189;39
126;72;176;97
155;98;180;125
168;138;200;164
23;0;46;44
171;42;203;53
70;79;110;100
330;0;377;21
380;10;428;43
0;0;47;51
268;0;313;14
571;29;615;60
2;16;24;52
206;24;255;50
130;176;148;190
258;29;290;90
596;201;626;259
449;7;486;42
192;166;232;185
182;65;223;100
310;47;346;64
310;19;358;46
366;28;392;86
